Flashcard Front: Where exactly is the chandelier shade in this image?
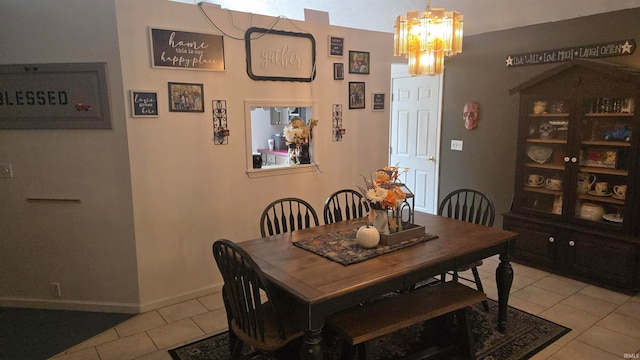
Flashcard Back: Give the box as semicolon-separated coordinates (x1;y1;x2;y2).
394;1;463;76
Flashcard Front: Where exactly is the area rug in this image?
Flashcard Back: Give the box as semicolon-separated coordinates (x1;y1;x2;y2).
292;227;438;265
168;299;570;360
0;307;134;360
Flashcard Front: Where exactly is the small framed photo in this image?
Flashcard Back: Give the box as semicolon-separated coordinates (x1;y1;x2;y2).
333;63;344;80
348;50;370;74
130;90;158;117
372;93;385;111
349;82;365;109
328;35;344;57
168;82;204;112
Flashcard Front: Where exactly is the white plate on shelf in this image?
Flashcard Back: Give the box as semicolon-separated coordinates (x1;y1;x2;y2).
612;194;626;200
602;213;623;223
588;190;612;197
524;183;544;188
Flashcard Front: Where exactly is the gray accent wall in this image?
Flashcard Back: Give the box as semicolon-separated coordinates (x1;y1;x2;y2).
438;8;640;228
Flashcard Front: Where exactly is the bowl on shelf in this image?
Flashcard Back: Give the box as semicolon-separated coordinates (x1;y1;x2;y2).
526;145;553;164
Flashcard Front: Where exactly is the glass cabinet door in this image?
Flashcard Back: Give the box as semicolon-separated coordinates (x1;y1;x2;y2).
520;99;570;215
574;96;634;227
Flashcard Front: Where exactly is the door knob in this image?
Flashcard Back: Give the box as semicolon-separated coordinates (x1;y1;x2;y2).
428;156;435;161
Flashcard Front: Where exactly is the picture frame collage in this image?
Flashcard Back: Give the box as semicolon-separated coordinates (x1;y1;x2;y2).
329;35;384;111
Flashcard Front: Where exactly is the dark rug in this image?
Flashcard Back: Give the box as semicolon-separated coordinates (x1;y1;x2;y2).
0;307;134;360
293;227;438;265
168;299;570;360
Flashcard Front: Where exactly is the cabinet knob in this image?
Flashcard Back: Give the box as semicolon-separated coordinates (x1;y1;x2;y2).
569;240;575;247
564;157;570;163
571;157;578;163
548;237;555;243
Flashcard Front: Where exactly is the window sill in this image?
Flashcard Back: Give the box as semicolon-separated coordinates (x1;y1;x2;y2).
246;163;319;178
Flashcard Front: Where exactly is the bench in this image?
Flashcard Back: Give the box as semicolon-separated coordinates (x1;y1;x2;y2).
326;281;486;360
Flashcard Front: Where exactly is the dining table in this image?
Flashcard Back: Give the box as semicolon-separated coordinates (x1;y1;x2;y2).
238;213;517;360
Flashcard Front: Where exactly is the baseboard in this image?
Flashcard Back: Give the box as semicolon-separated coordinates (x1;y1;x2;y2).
0;283;224;314
0;296;140;314
137;283;223;313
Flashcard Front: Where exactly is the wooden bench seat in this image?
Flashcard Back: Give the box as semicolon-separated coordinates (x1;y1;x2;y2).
326;281;486;360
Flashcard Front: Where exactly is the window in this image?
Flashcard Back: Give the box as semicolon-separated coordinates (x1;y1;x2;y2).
244;100;316;177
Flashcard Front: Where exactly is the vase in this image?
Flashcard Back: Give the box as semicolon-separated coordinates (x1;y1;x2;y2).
297;143;311;164
372;209;389;235
288;144;298;165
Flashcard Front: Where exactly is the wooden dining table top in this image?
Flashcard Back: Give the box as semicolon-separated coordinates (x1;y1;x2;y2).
238;213;518;307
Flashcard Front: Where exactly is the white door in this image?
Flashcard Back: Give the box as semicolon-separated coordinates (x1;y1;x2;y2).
390;64;442;214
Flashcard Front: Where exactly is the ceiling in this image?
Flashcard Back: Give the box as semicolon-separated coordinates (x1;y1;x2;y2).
192;0;640;35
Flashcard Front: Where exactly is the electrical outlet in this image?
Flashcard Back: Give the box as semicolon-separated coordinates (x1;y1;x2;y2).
50;282;61;297
451;140;463;151
0;163;12;178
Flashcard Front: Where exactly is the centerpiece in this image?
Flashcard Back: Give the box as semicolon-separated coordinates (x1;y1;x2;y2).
359;165;425;245
283;117;318;165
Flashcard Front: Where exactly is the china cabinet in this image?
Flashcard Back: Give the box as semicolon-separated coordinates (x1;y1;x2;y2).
504;60;640;294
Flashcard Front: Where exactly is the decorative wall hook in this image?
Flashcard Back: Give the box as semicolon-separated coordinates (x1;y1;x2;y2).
332;104;344;141
212;100;229;145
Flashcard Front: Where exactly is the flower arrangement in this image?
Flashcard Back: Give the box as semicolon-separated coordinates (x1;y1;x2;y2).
358;165;409;233
360;165;409;209
283;117;318;147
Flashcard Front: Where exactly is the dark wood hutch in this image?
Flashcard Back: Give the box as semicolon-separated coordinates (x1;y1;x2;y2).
504;59;640;295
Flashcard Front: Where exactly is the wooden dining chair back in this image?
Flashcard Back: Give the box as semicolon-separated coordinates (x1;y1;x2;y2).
260;197;320;237
212;239;304;359
437;188;495;310
438;188;496;227
323;189;370;224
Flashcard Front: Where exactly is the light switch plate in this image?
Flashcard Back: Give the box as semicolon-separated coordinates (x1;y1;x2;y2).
451;140;463;151
0;163;13;178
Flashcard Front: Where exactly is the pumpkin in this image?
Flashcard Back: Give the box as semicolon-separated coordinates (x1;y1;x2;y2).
356;225;380;248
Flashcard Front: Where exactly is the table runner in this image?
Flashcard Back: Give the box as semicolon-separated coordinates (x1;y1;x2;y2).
293;227;438;265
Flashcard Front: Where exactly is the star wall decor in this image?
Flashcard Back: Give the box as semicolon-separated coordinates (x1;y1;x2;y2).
505;39;635;68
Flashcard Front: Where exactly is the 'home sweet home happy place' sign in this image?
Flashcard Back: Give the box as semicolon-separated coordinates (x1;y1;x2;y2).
150;28;225;71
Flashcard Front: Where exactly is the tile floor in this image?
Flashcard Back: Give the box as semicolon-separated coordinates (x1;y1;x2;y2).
51;256;640;360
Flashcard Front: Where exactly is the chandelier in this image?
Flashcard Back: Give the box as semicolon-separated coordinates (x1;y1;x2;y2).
393;0;463;76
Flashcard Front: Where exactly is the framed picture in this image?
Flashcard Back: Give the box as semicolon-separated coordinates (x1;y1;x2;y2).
130;90;158;117
333;63;344;80
349;82;365;109
328;35;344;57
372;93;385;111
579;148;618;169
348;50;370;74
168;82;204;112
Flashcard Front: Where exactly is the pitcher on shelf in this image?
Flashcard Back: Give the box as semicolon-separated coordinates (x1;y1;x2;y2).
577;173;596;195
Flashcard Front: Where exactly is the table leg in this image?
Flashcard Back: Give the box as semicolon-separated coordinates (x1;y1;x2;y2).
300;328;324;360
495;252;514;332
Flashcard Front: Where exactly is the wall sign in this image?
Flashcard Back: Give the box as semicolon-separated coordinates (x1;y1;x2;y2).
505;39;635;68
130;90;158;117
150;28;225;71
0;62;111;129
328;35;344;57
245;27;316;82
372;93;385;111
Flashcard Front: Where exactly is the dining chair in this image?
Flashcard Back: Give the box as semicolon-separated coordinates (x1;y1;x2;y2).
212;239;305;359
260;197;320;237
438;188;495;311
323;189;370;224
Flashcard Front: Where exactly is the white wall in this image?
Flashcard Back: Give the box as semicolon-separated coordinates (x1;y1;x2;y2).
0;0;395;312
0;0;139;312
